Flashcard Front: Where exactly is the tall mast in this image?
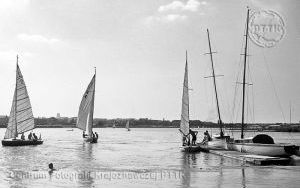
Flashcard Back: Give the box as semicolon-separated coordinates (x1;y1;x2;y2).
241;8;250;139
206;29;223;136
289;101;292;124
186;50;189;122
14;55;19;138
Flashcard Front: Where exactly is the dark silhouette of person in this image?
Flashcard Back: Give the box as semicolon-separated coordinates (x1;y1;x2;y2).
28;132;32;140
95;132;98;139
189;129;198;145
82;131;87;138
21;133;25;140
32;133;38;140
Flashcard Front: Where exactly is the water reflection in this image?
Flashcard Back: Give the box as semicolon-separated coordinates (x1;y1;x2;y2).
180;152;198;188
75;142;95;187
242;168;246;188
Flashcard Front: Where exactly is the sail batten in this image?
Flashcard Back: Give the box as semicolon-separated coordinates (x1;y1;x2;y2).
4;64;35;139
179;55;189;138
76;75;96;136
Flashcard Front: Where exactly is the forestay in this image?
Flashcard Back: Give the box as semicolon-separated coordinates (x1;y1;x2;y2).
4;64;35;139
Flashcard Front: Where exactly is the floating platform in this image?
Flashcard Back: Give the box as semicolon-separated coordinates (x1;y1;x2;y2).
208;150;291;165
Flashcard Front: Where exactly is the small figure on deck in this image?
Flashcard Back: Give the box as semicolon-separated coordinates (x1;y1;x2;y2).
28;132;32;140
95;132;98;139
92;132;96;138
82;131;88;138
189;129;198;146
21;133;25;140
202;130;212;144
32;133;38;140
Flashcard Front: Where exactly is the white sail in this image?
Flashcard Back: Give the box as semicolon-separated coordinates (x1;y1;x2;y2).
4;64;35;139
76;75;95;136
180;57;189;137
126;121;130;129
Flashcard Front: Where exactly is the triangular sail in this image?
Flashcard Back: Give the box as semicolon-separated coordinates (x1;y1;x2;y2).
126;121;130;129
4;64;35;139
76;75;95;136
180;54;189;138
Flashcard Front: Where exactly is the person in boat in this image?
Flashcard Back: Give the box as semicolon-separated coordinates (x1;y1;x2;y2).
202;130;212;144
32;133;38;140
82;131;88;138
21;133;25;140
189;129;198;146
28;132;32;140
95;132;98;139
179;129;190;146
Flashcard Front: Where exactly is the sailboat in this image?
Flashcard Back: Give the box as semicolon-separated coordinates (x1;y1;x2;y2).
76;68;98;143
2;56;43;146
228;9;299;157
112;122;116;128
179;51;203;152
126;121;130;131
202;29;230;149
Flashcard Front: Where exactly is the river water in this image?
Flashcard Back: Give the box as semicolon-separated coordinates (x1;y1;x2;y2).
0;128;300;188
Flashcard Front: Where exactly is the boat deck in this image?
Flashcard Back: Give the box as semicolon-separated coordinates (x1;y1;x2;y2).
207;149;291;165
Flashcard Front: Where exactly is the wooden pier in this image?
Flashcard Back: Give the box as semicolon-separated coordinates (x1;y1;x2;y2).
208;150;291;165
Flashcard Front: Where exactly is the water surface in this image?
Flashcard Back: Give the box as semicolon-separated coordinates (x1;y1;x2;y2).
0;128;299;188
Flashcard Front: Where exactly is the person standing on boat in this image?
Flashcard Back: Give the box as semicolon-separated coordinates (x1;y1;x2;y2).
21;133;25;140
95;132;98;139
28;132;32;140
32;133;38;140
189;129;198;146
82;131;88;138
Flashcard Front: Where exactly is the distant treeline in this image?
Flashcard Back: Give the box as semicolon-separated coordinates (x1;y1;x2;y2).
0;116;299;132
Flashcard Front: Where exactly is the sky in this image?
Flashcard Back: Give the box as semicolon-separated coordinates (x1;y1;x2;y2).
0;0;299;123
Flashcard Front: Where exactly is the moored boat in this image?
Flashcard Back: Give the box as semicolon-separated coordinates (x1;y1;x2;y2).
229;9;298;157
201;29;230;150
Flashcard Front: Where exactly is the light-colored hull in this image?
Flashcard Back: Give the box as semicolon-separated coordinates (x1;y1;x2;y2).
207;138;228;150
229;143;297;157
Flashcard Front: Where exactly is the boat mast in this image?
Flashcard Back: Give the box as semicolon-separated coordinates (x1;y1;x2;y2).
289;101;292;124
241;8;250;139
14;55;18;139
206;29;223;136
92;67;96;129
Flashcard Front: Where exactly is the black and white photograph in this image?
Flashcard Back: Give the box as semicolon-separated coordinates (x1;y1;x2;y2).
0;0;299;187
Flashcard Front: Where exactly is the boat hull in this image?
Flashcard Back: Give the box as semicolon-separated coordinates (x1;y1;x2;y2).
181;145;209;153
207;137;229;150
228;142;298;157
84;137;98;143
2;139;43;146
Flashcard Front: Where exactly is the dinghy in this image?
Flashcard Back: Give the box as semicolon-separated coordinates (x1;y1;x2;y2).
228;9;299;157
179;52;202;153
76;68;98;143
2;56;43;146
